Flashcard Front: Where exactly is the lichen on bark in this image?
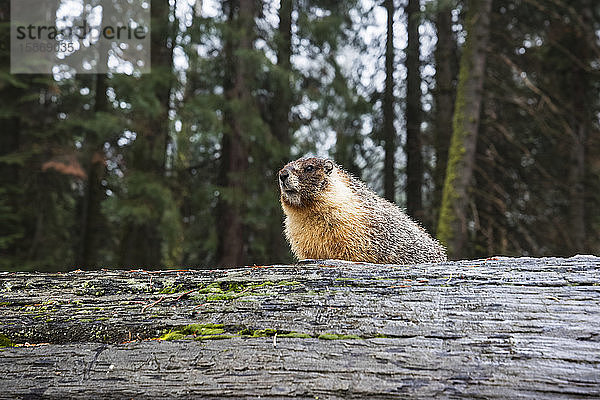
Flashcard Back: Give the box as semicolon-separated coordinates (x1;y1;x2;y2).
437;0;493;258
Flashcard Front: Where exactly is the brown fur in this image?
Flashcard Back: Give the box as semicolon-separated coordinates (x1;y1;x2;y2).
278;157;447;264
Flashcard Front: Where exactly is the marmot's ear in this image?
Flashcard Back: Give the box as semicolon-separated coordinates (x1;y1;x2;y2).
324;160;334;175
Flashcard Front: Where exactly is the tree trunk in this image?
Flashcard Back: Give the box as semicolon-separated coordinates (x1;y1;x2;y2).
405;0;423;218
268;0;295;263
0;1;25;262
119;0;174;267
271;0;292;149
137;0;173;173
77;72;108;268
1;256;599;397
0;116;20;261
216;0;257;267
437;0;492;259
566;18;590;255
383;0;396;202
432;3;457;233
568;121;586;254
77;1;113;268
0;0;19;190
0;0;21;259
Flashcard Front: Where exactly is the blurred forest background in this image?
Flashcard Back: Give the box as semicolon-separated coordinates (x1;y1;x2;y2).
0;0;599;271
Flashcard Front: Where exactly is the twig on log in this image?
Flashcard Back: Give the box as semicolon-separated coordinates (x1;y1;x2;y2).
175;289;198;301
142;295;166;312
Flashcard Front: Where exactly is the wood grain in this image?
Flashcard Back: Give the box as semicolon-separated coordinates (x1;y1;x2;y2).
0;256;599;398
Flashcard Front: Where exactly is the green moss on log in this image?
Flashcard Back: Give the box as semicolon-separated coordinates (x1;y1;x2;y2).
0;333;14;347
159;323;226;340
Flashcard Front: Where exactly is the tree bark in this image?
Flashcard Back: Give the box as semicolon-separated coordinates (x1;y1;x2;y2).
77;72;108;268
432;3;457;233
0;256;599;398
437;0;492;258
268;0;295;263
76;0;114;268
0;0;18;187
216;0;257;267
271;0;292;149
405;0;423;218
119;0;174;267
566;18;589;255
0;0;21;261
568;120;586;254
383;0;396;202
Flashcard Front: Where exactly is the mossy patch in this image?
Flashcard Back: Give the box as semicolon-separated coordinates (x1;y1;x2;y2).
180;323;225;335
159;323;226;341
274;280;301;286
194;334;234;340
159;284;186;294
157;323;369;342
238;328;278;337
278;332;312;338
193;280;301;303
0;333;14;347
160;331;185;341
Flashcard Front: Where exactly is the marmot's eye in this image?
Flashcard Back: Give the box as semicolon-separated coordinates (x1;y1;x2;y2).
304;165;314;172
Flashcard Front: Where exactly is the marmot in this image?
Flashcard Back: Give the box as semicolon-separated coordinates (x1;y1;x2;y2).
278;157;447;264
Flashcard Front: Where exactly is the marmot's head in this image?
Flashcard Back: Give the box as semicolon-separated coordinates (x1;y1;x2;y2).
278;157;335;207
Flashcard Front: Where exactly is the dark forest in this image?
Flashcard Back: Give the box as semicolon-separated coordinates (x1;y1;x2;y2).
1;0;599;270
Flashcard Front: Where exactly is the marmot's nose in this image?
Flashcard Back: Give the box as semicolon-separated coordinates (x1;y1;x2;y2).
279;169;289;183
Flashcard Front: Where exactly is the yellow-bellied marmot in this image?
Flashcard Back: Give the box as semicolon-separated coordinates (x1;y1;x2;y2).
278;157;447;264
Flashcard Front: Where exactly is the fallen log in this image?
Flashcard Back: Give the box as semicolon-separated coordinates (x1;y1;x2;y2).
0;256;599;399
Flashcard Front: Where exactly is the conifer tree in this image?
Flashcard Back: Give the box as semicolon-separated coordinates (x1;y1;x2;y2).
438;0;492;258
405;0;423;217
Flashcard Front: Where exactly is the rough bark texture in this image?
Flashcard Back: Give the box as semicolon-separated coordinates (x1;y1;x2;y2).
266;0;295;263
405;0;423;219
1;256;599;399
383;0;396;203
216;0;256;267
271;0;292;148
566;39;588;255
76;71;108;268
437;0;493;258
432;4;457;233
568;120;586;253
